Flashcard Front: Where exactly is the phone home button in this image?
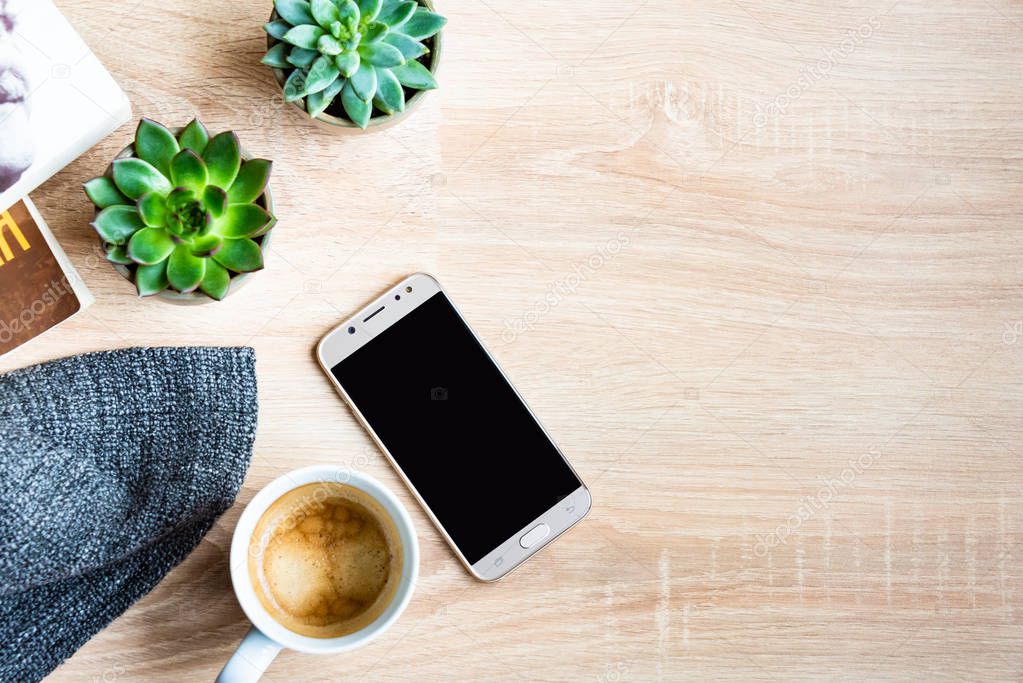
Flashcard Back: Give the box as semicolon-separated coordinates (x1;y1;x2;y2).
519;523;551;549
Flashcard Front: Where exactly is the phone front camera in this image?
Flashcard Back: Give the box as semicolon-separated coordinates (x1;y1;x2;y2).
348;326;356;335
394;294;401;301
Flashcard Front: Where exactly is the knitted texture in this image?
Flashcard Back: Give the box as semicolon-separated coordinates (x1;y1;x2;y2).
0;347;258;682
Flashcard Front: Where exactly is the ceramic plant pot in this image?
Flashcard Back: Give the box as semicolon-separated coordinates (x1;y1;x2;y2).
95;141;275;306
266;0;443;132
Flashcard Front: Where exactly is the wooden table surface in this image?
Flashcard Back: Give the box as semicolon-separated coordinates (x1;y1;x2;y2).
4;0;1021;680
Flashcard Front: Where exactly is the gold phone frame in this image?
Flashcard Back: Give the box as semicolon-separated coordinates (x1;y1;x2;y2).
316;273;592;581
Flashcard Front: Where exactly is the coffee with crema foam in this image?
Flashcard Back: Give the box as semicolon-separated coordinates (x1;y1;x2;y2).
247;482;402;638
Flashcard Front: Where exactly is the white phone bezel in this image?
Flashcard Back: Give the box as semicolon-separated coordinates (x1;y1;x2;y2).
315;272;591;581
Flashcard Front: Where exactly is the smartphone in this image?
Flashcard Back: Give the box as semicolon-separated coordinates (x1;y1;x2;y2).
316;273;591;581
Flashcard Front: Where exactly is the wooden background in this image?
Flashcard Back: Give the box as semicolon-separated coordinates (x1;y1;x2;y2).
3;0;1021;679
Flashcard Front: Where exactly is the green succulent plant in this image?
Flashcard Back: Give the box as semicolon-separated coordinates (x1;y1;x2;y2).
83;119;275;300
262;0;447;128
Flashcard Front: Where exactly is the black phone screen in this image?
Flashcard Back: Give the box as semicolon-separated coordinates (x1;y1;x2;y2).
331;291;582;564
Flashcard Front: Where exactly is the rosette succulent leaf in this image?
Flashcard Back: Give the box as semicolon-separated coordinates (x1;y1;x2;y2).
263;0;446;128
84;119;275;300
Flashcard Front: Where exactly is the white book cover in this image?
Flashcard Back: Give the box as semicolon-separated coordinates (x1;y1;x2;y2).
0;0;131;210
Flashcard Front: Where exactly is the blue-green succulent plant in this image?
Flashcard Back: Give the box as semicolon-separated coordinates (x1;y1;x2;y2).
84;119;275;300
262;0;446;128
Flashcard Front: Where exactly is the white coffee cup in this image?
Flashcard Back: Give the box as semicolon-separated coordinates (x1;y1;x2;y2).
217;466;420;682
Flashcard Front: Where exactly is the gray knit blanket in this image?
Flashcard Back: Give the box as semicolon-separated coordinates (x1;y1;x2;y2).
0;347;258;682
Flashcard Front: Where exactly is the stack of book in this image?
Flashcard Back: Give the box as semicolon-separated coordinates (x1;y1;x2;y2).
0;0;130;357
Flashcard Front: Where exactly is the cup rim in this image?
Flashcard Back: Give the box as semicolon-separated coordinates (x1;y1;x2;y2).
229;465;420;654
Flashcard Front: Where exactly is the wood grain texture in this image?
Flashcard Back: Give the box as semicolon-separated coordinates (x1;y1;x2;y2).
3;0;1021;680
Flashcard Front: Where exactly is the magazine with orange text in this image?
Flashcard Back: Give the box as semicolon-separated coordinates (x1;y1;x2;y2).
0;197;92;357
